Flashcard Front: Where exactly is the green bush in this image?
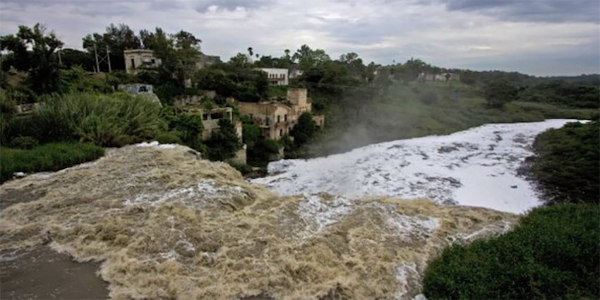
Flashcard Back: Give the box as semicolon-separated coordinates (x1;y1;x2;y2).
0;142;105;183
31;92;165;147
10;136;39;149
154;132;182;144
524;121;599;204
419;90;438;105
423;203;600;299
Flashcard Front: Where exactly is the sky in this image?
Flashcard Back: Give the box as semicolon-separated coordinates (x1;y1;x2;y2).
1;0;599;76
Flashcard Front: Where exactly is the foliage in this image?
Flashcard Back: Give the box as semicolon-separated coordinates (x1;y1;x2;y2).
170;113;204;149
0;142;104;183
228;162;253;175
10;136;39;149
55;48;94;71
423;203;600;299
419;90;438;105
524;121;599;204
242;123;262;149
83;23;141;72
0;89;17;139
291;112;317;145
194;66;268;102
205;119;242;161
519;80;599;108
29;92;164;146
483;79;518;108
154;131;182;144
0;23;64;94
58;66;111;93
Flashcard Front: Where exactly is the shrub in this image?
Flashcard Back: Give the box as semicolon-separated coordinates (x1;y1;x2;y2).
229;162;253;175
154;132;182;144
0;142;105;183
423;203;600;299
524;121;599;204
419;90;438;105
32;92;165;147
10;136;39;149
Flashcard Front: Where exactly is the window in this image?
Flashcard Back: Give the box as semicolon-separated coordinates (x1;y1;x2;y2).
280;129;283;137
284;114;288;121
151;59;156;64
266;117;270;126
277;115;281;123
131;58;135;69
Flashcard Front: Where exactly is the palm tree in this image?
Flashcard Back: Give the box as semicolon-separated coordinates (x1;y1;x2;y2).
247;47;253;57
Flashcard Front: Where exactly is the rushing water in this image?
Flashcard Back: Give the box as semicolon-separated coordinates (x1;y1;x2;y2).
254;119;584;214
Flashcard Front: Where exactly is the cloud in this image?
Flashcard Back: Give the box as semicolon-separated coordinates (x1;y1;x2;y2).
194;0;275;12
435;0;600;23
0;0;598;75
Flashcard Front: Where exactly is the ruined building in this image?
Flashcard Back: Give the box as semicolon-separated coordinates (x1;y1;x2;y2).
237;88;325;141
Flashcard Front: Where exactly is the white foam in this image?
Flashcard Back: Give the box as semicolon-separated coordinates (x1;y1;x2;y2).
253;120;585;214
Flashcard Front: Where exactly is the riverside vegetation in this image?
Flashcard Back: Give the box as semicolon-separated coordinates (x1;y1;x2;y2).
422;120;600;299
1;23;599;297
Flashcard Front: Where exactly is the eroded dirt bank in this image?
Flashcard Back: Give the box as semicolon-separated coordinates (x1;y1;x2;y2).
0;145;518;299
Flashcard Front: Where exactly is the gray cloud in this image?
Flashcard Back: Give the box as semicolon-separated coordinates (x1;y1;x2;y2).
194;0;274;12
438;0;600;23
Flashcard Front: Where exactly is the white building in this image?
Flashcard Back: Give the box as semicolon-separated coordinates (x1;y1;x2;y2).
259;68;289;86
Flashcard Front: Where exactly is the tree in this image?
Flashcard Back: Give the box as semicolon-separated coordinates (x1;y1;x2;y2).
293;44;331;71
484;79;518;108
172;113;204;149
1;23;64;94
205;119;242;161
291;112;317;145
228;53;251;68
82;23;141;71
55;48;94;71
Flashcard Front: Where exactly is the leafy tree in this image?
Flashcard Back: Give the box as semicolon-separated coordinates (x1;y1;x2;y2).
242;123;262;149
82;23;141;71
55;48;94;71
205;119;242;161
483;79;517;108
1;23;64;94
172;113;204;149
291;112;317;145
228;53;251;69
293;44;331;71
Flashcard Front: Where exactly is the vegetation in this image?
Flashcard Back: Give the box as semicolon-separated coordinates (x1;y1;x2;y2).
483;79;517;108
422;203;600;299
29;92;164;147
0;143;105;183
523;120;599;204
205;119;242;161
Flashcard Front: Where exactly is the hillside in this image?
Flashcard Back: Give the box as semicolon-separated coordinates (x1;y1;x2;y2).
0;144;517;299
308;81;596;156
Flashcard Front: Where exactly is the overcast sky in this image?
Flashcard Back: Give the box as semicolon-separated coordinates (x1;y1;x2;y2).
1;0;598;76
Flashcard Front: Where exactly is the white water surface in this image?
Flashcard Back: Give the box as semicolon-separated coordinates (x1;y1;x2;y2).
253;120;584;214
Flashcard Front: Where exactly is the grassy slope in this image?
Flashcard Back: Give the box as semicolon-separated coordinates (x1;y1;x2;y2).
0;143;105;183
308;81;595;156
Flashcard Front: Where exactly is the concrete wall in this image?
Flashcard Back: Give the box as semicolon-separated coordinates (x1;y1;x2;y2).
124;50;161;74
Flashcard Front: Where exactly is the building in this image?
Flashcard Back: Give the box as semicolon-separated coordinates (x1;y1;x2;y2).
124;49;220;75
117;83;162;106
418;72;461;82
124;50;162;75
259;68;289;86
237;88;324;141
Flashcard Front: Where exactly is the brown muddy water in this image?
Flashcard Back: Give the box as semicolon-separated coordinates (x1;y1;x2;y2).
0;145;518;299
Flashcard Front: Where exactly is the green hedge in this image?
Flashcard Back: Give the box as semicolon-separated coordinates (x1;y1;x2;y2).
526;121;599;204
0;142;105;183
422;203;600;299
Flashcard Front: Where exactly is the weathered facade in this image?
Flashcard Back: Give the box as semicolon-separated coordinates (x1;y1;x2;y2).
124;50;161;74
418;72;461;82
237;88;324;141
124;50;220;75
117;83;162;106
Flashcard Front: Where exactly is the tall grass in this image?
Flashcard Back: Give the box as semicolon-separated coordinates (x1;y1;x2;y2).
0;142;105;183
33;92;165;147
